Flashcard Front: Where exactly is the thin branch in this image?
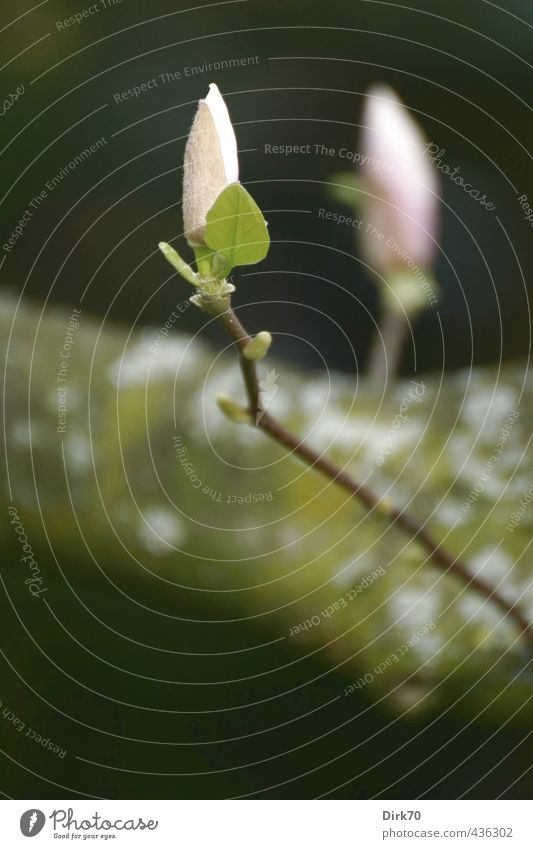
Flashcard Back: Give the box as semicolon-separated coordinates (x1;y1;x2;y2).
367;300;410;386
216;301;533;648
218;309;262;418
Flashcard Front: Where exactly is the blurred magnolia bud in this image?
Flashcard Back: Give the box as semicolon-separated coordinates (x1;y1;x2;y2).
359;85;439;277
183;83;239;247
216;393;252;424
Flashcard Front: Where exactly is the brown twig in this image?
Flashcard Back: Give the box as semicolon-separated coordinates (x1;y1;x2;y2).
216;301;533;647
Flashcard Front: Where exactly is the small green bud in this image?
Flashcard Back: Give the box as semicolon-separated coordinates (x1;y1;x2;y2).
219;281;236;296
200;279;235;298
158;242;199;286
243;331;272;361
374;496;394;517
216;394;252;424
382;270;439;316
212;251;230;279
189;294;204;309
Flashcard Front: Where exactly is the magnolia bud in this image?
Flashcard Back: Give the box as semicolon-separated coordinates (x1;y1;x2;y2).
243;331;272;361
216;394;252;424
183;83;239;247
359;85;439;275
158;242;199;286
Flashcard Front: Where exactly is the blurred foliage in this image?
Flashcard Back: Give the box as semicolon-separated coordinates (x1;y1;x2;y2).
2;292;533;797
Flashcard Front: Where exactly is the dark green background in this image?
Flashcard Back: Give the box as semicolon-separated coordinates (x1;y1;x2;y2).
3;0;533;371
1;0;532;799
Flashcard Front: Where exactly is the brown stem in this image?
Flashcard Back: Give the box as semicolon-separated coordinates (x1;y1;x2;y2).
218;309;262;419
216;301;533;647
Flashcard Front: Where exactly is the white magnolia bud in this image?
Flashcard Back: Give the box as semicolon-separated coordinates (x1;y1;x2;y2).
183;83;239;246
359;85;439;275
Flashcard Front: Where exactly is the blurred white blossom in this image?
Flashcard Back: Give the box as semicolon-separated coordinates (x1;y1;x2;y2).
359;85;439;276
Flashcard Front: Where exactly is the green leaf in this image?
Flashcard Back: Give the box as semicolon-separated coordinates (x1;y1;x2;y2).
204;183;270;276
